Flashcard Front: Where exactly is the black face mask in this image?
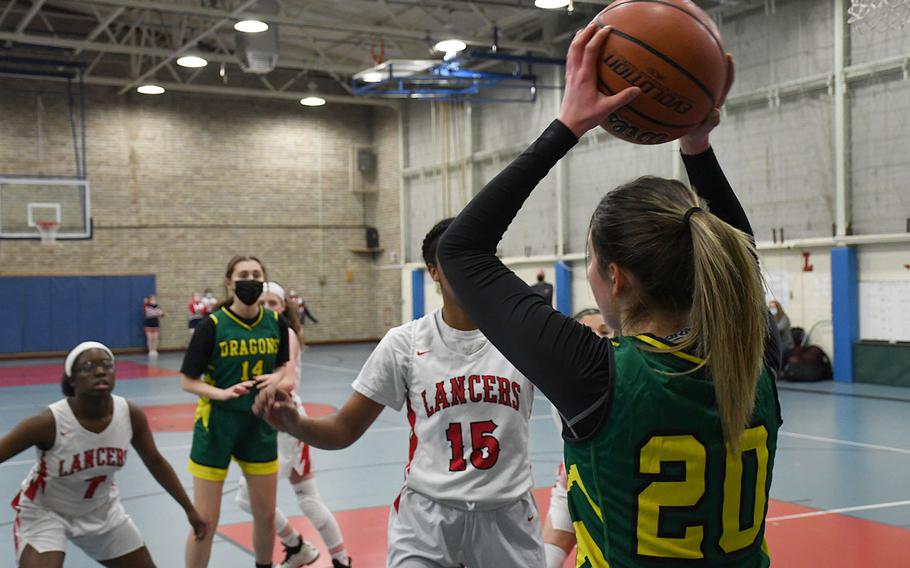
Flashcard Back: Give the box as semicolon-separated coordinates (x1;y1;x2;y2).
234;280;263;306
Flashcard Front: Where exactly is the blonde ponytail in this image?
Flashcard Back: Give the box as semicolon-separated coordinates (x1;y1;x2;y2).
681;211;766;447
589;176;767;448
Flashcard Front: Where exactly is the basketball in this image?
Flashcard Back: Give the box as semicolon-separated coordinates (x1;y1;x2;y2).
595;0;728;145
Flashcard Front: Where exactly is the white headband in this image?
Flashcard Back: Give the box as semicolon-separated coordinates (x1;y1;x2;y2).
64;341;115;376
263;281;286;301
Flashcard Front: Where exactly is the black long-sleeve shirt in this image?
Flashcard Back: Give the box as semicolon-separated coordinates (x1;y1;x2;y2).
438;119;779;440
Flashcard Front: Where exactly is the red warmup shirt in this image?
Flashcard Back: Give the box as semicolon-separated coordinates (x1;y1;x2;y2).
188;300;206;318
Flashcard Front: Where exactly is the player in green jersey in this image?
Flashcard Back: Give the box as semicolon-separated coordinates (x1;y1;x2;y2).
437;23;782;567
180;255;293;568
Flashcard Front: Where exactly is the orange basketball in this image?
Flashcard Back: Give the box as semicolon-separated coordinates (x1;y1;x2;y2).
595;0;728;145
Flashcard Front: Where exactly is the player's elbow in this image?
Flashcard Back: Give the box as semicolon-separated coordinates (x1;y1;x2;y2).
180;375;199;393
436;229;456;267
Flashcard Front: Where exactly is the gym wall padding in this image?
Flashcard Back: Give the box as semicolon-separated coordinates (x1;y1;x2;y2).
555;261;572;316
854;342;910;388
411;268;425;320
0;275;155;354
831;247;858;383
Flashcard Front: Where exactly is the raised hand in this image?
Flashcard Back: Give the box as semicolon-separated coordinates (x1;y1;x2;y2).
557;23;641;139
680;54;735;155
253;387;299;433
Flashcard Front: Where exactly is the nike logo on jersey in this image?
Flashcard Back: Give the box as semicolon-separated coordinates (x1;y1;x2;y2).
416;350;431;356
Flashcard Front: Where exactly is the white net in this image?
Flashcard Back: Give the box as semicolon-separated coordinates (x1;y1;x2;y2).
848;0;910;31
35;221;60;245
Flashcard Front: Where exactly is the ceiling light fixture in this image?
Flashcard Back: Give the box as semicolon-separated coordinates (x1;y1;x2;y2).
177;55;208;68
137;84;165;95
362;72;384;83
234;19;269;33
300;96;326;107
534;0;571;8
433;39;467;54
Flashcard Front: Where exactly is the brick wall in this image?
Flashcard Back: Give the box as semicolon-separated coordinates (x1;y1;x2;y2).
0;80;401;349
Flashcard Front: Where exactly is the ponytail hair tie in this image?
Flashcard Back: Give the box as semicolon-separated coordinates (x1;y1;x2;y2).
683;206;702;226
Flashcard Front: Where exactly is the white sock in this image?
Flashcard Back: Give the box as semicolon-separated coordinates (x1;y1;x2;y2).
545;543;568;568
275;508;291;539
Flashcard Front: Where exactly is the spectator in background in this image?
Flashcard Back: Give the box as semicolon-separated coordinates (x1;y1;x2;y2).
143;295;164;357
529;270;554;306
188;292;206;338
770;300;795;358
289;290;319;326
201;288;218;315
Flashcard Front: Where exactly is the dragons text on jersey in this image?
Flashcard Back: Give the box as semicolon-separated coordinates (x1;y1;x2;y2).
217;337;280;358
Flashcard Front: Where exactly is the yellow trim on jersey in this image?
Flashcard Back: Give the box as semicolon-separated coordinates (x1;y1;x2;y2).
220;306;264;331
194;397;212;430
634;334;705;365
234;457;279;476
188;460;228;481
761;537;771;557
567;464;604;521
610;339;620;348
574;521;610;568
209;313;219;325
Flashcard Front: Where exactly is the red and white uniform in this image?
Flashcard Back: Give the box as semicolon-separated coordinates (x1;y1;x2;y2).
354;309;536;506
276;389;312;478
188;300;206;319
11;395;144;561
143;302;163;320
353;310;542;566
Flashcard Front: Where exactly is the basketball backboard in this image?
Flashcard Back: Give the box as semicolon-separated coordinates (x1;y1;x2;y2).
0;177;92;240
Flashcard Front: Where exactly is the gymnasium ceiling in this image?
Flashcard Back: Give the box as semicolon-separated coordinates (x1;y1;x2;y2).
0;0;770;104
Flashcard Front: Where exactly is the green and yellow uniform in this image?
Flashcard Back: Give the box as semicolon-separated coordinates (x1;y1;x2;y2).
565;335;781;568
188;306;284;481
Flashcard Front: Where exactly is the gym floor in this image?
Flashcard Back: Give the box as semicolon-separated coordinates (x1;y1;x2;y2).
1;344;908;567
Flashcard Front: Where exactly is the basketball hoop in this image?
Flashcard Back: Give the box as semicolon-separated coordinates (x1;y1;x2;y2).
848;0;910;31
35;220;60;245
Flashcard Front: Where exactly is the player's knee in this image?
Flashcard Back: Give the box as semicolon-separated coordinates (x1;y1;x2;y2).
249;499;276;524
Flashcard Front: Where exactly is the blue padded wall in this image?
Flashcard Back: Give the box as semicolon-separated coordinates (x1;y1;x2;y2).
0;275;156;354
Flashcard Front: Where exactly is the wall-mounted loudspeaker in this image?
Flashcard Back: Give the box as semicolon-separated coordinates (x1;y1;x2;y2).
358;148;376;174
366;227;380;249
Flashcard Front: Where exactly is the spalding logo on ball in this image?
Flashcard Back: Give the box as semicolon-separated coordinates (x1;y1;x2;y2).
595;0;728;145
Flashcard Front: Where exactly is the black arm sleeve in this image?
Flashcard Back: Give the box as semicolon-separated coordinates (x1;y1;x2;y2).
275;314;290;366
681;148;753;238
180;317;215;378
682;148;782;374
437;120;614;440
